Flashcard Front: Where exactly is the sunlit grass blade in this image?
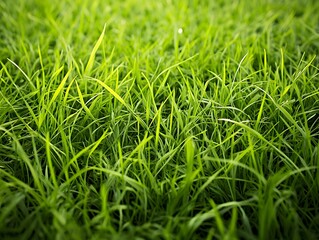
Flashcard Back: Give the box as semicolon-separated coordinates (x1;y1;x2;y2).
84;24;106;75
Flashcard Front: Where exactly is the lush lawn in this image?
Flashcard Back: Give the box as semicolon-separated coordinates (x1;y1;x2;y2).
1;0;319;239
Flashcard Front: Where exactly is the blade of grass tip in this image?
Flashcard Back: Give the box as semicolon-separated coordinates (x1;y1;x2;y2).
92;78;127;107
49;67;71;106
88;128;112;157
128;135;153;159
153;54;199;82
63;77;76;106
92;78;148;129
39;67;71;128
63;144;94;177
1;63;39;126
232;53;248;85
219;118;300;171
154;148;179;177
155;70;171;97
255;79;270;130
62;131;114;178
84;24;106;75
7;58;36;91
254;86;305;137
293;55;316;81
224;145;254;175
75;81;95;120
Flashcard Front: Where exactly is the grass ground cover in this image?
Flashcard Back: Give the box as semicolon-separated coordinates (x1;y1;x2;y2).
0;0;319;239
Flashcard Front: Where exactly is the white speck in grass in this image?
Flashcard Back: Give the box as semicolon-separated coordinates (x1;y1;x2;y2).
178;28;183;34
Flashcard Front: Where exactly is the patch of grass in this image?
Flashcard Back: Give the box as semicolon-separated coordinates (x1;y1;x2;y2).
1;0;319;239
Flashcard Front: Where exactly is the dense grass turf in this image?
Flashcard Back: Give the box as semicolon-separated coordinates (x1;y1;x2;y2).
1;0;319;239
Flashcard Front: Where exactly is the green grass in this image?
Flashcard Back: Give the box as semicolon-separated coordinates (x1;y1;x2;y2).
1;0;319;239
